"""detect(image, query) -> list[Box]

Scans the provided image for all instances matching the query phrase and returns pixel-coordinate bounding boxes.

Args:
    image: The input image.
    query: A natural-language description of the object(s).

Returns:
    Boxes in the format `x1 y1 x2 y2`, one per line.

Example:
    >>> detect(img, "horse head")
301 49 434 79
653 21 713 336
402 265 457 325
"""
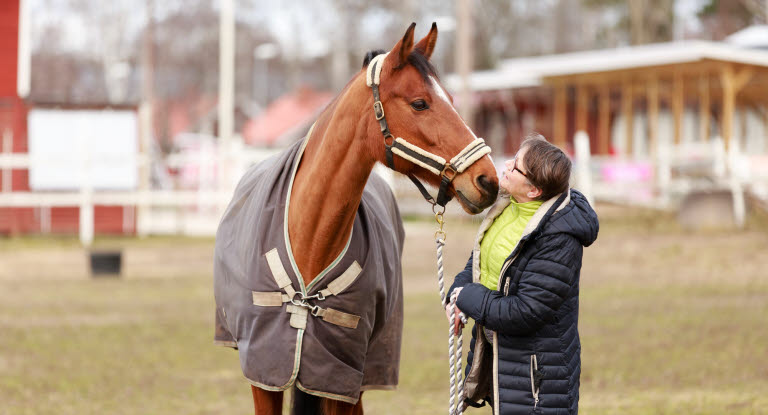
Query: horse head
364 22 499 214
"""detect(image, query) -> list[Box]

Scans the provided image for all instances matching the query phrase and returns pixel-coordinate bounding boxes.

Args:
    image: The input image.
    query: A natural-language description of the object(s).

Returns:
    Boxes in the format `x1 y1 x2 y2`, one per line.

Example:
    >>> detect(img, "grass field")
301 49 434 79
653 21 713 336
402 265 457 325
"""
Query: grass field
1 206 767 414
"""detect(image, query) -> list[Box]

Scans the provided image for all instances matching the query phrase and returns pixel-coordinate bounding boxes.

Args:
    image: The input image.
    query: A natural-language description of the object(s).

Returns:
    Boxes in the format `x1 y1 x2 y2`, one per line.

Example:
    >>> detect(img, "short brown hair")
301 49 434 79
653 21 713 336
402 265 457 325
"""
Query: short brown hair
520 134 571 201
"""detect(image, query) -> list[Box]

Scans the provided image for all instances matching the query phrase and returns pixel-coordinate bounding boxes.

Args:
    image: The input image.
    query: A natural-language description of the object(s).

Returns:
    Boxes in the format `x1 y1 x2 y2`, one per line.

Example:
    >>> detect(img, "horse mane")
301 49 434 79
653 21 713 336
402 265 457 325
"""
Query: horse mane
362 50 386 68
362 49 439 82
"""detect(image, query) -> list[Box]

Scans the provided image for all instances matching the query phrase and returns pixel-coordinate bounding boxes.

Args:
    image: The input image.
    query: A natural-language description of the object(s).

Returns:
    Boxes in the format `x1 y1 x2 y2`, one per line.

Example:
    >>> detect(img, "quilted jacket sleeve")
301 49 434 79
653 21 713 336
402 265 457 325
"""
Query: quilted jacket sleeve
456 234 581 336
446 253 473 305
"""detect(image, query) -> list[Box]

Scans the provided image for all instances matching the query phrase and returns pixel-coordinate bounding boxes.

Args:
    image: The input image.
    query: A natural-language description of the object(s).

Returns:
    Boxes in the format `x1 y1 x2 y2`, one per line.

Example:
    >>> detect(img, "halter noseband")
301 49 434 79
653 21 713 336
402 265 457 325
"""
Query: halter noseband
366 53 491 210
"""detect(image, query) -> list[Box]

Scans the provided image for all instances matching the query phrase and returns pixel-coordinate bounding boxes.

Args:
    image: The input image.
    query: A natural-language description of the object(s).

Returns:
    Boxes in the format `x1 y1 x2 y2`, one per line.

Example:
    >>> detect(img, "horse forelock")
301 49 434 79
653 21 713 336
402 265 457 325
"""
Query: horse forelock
404 50 438 82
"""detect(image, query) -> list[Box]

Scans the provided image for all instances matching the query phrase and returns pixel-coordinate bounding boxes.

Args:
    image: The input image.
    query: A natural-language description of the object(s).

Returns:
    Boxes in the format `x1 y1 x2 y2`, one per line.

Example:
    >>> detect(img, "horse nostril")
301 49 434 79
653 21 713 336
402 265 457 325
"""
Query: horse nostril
476 175 499 197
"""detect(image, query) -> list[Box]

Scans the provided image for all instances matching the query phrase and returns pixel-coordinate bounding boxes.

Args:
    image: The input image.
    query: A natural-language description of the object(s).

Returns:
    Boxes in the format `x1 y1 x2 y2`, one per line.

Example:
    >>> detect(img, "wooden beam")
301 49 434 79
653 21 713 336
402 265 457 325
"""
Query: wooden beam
720 65 735 150
621 78 634 156
598 85 610 155
576 85 589 134
698 73 710 142
734 66 754 92
673 70 684 145
553 83 567 149
542 60 735 87
740 104 747 148
648 75 659 158
737 86 768 105
764 106 768 152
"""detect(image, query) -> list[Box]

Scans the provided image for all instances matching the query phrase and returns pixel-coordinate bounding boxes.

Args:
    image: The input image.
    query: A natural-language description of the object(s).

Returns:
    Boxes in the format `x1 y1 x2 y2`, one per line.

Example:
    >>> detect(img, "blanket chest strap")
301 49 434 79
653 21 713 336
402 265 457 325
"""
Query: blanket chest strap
315 307 361 329
319 261 362 297
252 291 289 306
261 248 362 330
287 304 309 329
265 248 297 299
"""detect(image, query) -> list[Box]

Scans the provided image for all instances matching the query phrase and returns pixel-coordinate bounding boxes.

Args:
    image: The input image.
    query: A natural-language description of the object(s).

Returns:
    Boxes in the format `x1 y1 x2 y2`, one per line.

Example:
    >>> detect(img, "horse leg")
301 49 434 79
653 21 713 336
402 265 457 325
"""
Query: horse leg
321 392 364 415
251 385 283 415
290 387 322 415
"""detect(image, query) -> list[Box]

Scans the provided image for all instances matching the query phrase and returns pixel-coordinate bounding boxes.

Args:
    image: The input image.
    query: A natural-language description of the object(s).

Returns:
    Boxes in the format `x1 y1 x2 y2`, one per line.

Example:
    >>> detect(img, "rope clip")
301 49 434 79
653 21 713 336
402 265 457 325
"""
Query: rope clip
434 211 447 241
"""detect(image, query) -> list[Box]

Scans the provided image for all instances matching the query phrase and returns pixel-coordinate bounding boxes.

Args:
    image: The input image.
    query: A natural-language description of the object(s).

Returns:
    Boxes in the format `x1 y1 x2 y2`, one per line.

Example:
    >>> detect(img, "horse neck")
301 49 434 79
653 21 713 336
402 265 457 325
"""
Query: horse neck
288 77 377 285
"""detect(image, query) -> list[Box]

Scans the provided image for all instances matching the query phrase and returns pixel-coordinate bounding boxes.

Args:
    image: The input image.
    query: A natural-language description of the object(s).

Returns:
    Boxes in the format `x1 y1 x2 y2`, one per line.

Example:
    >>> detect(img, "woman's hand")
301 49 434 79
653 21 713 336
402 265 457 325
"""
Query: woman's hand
445 288 466 335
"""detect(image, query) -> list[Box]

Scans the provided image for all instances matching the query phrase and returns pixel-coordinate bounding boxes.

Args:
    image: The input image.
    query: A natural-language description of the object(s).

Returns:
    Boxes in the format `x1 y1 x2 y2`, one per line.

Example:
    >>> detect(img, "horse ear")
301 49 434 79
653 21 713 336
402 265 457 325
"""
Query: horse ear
390 22 416 68
414 22 438 60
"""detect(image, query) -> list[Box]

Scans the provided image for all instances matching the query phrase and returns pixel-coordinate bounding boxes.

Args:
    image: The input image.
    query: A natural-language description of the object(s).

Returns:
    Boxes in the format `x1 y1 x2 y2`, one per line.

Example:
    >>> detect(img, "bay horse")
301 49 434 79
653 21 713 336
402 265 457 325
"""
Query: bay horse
214 23 499 415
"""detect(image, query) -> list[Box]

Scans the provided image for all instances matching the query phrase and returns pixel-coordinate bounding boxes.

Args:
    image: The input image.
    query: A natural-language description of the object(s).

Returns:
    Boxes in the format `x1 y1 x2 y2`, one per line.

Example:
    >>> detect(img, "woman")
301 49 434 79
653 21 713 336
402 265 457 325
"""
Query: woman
446 134 599 414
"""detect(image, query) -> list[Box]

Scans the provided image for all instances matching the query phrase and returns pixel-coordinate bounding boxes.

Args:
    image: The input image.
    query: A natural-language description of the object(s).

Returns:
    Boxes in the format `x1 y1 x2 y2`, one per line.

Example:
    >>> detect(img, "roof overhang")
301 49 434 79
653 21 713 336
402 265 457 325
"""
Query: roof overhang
445 41 768 92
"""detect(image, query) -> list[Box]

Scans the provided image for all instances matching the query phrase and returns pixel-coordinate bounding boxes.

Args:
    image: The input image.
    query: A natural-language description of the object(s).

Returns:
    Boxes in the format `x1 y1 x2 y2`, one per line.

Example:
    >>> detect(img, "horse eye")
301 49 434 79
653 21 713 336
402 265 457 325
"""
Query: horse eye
410 99 429 111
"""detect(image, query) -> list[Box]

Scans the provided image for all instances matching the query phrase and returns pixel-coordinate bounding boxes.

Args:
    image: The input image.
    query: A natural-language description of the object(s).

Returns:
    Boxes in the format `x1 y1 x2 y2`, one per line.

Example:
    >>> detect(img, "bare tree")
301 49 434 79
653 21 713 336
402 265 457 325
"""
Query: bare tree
697 0 756 40
584 0 674 46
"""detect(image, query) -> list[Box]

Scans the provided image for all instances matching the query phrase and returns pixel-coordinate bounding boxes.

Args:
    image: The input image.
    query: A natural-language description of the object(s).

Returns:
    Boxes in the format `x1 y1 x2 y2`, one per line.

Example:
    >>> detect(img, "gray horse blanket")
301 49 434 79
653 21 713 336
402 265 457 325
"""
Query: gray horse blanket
213 138 405 404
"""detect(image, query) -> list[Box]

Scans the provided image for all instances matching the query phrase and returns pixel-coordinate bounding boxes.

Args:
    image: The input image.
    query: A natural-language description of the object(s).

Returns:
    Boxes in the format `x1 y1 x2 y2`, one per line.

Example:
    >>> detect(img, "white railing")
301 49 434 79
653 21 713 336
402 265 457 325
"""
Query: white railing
6 130 765 244
572 131 768 228
0 135 279 244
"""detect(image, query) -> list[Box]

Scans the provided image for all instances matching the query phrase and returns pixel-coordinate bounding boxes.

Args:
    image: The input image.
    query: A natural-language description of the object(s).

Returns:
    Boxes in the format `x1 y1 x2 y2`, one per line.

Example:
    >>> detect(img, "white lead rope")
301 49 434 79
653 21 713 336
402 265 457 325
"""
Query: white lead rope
435 217 467 415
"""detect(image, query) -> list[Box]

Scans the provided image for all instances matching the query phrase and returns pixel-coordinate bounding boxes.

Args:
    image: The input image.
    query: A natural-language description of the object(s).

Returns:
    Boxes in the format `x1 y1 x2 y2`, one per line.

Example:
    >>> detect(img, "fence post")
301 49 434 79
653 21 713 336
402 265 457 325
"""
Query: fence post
137 103 152 237
728 137 746 228
712 137 726 179
657 139 672 207
78 134 94 247
574 131 594 206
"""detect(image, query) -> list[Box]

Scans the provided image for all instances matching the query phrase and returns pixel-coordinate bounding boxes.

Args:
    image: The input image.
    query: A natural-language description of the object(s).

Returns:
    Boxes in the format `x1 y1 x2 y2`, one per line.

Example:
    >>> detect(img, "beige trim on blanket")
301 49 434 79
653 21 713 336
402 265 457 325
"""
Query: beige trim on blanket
213 340 237 348
296 381 360 405
359 384 397 392
245 329 305 392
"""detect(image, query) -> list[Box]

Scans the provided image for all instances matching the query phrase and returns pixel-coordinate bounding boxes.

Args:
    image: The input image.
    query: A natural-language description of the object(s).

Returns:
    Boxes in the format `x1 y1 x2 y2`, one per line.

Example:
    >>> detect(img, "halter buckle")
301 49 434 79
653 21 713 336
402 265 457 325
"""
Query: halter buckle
441 165 457 182
373 101 385 120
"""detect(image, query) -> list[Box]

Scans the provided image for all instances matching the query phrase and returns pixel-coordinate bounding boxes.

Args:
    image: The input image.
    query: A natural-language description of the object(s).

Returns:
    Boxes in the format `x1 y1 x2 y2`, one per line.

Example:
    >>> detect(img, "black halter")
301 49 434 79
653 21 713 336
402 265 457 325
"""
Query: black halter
366 53 491 210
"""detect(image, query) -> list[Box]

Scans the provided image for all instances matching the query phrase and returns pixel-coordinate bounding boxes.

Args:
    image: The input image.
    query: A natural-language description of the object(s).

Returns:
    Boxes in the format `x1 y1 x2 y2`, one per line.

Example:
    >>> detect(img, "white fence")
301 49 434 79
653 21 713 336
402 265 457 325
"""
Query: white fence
572 131 768 228
4 129 767 244
0 135 279 244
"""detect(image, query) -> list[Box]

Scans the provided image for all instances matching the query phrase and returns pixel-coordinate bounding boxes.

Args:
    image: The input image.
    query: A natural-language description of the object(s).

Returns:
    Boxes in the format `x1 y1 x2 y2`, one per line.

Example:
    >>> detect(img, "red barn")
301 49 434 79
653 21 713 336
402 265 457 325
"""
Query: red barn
0 0 137 236
0 0 32 234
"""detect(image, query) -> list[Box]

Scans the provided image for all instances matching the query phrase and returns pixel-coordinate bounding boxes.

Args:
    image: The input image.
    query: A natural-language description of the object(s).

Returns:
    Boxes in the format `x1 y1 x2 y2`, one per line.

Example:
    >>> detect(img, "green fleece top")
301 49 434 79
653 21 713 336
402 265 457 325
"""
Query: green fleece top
479 198 543 290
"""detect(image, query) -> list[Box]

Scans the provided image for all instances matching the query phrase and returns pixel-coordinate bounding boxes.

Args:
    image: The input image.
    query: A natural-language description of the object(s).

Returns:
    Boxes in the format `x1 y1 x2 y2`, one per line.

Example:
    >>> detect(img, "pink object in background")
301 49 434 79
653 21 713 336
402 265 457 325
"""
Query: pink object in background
601 161 653 183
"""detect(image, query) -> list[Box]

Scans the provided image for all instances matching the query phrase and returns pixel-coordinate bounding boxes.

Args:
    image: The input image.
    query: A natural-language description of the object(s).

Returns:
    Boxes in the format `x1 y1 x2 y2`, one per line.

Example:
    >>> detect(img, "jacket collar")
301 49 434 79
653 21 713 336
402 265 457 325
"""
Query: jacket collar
471 189 571 282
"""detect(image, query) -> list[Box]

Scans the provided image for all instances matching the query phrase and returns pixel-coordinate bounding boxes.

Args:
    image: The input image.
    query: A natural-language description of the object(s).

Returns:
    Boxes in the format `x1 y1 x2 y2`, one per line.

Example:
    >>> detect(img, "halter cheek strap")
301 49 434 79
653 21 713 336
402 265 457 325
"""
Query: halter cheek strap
366 53 492 208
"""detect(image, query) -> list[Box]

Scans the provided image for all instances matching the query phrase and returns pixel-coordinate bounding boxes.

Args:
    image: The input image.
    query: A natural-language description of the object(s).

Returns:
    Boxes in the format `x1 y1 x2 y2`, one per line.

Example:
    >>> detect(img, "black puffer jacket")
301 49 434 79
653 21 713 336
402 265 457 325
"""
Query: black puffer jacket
448 189 598 415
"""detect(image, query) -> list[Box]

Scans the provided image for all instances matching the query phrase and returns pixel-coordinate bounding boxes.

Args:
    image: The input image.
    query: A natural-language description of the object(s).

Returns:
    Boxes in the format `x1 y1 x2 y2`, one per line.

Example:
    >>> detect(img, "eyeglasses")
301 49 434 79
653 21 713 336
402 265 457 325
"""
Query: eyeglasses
511 156 528 178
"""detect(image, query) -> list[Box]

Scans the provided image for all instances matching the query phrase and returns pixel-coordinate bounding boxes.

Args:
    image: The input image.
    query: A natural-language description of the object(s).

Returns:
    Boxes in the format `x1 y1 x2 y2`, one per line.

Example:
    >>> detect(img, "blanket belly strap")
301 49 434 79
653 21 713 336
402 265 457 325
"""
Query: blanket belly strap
259 248 363 330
